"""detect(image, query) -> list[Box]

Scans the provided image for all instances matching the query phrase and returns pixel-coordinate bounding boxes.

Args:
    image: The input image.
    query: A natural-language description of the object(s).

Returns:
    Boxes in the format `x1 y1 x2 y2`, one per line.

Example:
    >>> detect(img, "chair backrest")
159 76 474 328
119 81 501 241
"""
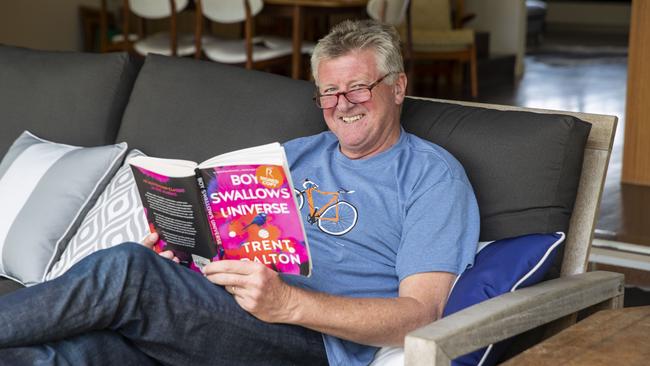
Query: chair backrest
366 0 410 25
435 99 617 276
128 0 190 19
410 0 453 31
201 0 264 23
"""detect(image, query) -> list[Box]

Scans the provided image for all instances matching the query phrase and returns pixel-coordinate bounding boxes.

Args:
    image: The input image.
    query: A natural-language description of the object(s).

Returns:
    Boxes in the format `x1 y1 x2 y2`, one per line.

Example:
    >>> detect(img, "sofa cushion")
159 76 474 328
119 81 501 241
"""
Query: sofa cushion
402 100 591 241
0 131 127 286
45 150 149 280
116 55 327 162
0 45 140 157
443 232 565 366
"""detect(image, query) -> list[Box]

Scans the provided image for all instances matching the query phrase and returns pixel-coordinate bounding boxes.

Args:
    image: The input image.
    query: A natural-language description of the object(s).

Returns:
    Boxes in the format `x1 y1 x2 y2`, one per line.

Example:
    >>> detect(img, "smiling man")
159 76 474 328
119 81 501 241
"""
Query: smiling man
314 49 404 159
0 20 479 366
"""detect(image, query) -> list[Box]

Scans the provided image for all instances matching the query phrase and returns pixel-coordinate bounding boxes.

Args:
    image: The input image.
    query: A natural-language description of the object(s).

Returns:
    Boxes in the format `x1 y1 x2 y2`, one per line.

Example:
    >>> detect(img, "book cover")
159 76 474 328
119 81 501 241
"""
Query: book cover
199 163 311 276
130 164 219 268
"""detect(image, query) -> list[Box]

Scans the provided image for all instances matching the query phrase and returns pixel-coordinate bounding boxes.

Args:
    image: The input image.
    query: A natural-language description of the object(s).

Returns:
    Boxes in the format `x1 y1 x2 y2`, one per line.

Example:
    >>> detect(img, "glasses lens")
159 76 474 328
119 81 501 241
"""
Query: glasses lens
345 89 371 104
316 87 373 109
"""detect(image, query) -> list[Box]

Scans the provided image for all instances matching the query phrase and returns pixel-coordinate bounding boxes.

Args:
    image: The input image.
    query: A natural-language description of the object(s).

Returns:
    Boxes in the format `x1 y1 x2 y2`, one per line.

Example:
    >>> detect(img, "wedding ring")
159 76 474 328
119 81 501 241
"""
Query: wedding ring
230 286 236 294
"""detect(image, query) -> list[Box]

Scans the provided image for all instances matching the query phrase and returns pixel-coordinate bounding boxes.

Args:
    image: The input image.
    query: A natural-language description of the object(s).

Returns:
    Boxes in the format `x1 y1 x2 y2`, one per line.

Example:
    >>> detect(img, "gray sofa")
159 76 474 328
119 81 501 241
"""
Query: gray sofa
0 45 622 365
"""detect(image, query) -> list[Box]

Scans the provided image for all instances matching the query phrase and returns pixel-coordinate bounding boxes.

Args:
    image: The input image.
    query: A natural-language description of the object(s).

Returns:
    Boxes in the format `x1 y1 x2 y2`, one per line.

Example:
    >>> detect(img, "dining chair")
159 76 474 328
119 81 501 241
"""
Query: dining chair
197 0 293 70
366 0 410 26
94 0 138 53
122 0 200 57
405 0 478 98
366 0 413 93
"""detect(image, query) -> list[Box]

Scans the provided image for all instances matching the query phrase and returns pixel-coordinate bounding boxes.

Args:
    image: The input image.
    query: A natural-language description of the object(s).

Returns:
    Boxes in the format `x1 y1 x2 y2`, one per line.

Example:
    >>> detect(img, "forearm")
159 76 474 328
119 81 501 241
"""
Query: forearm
283 286 439 347
202 261 453 347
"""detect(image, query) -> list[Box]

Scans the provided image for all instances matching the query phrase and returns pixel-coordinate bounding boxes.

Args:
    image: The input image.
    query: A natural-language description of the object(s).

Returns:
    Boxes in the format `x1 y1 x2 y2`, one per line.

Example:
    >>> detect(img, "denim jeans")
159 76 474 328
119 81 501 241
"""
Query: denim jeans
0 243 328 365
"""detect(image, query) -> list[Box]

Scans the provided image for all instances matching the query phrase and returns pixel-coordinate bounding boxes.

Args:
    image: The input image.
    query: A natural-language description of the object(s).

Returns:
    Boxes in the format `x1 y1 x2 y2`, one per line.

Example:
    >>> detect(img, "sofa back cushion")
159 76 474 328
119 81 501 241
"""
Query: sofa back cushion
402 99 591 241
116 55 327 162
0 45 140 157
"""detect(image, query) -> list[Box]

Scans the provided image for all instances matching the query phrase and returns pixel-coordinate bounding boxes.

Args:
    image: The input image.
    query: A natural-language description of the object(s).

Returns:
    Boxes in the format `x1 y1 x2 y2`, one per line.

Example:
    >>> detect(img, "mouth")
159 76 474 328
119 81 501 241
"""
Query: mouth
339 114 365 124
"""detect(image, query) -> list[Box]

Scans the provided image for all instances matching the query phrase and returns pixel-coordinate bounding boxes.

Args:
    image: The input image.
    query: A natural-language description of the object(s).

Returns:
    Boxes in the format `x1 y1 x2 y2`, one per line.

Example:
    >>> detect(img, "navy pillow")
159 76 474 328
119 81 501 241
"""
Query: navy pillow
442 233 565 366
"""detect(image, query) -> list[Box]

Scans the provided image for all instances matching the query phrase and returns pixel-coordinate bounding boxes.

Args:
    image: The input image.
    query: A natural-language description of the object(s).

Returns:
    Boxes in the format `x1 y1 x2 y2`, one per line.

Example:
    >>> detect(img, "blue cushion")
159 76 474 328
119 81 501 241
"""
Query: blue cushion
442 232 565 366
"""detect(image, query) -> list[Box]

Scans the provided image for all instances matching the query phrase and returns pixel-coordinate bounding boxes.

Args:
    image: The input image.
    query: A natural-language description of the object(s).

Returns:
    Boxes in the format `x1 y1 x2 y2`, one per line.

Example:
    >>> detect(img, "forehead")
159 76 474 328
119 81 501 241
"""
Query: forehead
317 50 380 86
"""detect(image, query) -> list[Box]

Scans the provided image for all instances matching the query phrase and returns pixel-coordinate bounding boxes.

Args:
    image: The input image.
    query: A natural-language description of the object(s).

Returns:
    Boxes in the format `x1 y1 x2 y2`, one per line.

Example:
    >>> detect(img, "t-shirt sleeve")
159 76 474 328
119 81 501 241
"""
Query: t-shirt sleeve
396 177 480 282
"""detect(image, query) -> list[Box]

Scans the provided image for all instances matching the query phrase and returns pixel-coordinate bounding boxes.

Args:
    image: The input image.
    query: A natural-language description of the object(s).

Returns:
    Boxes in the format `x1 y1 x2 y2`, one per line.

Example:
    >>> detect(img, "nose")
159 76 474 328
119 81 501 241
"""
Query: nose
336 93 354 111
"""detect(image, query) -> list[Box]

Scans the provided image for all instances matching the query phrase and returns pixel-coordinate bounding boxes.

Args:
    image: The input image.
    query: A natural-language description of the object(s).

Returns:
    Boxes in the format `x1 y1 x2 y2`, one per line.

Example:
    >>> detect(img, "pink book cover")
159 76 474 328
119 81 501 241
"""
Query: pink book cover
201 164 311 276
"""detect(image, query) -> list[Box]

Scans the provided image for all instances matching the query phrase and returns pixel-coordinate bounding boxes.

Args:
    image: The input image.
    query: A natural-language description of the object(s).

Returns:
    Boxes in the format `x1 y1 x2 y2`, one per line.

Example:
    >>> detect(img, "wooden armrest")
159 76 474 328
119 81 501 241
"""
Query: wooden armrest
404 271 624 366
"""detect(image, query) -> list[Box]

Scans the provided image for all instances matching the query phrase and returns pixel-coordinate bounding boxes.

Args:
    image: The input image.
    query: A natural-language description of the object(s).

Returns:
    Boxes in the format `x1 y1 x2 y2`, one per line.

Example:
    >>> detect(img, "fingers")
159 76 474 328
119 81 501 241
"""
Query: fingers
159 250 180 263
140 233 179 263
203 259 260 276
202 261 267 294
204 271 247 287
225 285 241 296
141 232 159 249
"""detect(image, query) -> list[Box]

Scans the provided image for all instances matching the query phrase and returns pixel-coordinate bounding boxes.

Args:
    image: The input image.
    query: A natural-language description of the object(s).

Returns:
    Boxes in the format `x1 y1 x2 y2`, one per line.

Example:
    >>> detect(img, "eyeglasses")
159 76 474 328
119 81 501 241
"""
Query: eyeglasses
313 73 393 109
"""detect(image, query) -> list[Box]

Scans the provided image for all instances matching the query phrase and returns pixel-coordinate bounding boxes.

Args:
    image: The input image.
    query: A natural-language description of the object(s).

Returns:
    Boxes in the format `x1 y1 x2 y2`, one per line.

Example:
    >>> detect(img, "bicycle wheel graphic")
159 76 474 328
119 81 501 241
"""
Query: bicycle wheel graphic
294 189 304 210
317 201 358 236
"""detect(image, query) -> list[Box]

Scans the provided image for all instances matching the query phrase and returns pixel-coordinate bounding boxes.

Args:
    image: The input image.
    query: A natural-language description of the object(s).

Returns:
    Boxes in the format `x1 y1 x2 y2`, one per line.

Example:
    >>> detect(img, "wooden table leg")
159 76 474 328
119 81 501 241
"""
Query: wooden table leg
291 5 303 79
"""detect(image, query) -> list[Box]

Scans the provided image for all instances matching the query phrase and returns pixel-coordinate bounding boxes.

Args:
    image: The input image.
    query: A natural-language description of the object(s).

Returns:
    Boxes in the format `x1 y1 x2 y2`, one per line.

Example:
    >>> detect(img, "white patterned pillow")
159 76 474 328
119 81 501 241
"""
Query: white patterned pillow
45 150 149 280
0 131 127 286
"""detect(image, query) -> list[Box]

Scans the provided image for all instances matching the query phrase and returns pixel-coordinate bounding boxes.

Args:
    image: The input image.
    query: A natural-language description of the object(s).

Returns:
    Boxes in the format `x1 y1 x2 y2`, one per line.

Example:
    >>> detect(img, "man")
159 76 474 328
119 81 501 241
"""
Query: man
0 20 478 365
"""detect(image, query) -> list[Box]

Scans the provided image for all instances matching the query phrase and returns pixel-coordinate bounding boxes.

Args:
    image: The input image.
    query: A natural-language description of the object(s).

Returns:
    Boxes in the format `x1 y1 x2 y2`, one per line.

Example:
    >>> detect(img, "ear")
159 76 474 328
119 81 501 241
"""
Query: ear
393 73 407 104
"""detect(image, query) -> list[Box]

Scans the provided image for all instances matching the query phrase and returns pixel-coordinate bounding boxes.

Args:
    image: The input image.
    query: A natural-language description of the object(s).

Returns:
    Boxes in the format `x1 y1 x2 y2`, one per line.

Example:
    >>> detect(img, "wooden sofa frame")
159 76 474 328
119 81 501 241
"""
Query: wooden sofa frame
404 98 623 365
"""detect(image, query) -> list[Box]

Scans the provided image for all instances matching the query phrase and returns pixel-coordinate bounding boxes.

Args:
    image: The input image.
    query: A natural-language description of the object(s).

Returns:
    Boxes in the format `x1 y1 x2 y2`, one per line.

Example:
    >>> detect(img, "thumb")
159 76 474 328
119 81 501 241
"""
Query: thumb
141 232 159 250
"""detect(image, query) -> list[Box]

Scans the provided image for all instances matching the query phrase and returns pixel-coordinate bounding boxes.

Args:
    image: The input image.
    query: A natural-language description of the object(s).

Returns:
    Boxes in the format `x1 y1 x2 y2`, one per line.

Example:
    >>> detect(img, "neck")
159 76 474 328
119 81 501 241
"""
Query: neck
341 126 401 160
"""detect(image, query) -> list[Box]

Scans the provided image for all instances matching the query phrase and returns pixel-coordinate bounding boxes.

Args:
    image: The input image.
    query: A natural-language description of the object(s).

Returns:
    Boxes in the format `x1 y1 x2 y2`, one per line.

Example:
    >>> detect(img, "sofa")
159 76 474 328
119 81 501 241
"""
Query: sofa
0 44 623 365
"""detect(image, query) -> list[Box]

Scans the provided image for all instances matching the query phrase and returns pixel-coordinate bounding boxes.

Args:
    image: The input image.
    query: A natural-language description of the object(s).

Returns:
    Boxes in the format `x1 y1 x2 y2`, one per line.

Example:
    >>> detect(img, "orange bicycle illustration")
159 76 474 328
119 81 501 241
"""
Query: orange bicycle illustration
294 179 358 236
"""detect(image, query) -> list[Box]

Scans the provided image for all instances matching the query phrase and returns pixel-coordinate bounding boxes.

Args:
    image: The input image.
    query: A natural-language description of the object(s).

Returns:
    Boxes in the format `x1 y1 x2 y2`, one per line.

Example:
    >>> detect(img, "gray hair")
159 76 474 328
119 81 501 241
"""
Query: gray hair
311 19 404 85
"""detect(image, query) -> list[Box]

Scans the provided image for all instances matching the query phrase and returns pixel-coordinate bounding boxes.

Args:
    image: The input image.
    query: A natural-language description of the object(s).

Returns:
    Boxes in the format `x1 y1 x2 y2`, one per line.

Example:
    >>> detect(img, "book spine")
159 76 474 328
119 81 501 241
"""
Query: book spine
196 172 223 259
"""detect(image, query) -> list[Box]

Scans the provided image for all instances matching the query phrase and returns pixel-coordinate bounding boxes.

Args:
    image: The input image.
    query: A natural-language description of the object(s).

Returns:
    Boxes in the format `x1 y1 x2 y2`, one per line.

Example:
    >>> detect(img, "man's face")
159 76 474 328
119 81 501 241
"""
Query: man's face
316 49 406 159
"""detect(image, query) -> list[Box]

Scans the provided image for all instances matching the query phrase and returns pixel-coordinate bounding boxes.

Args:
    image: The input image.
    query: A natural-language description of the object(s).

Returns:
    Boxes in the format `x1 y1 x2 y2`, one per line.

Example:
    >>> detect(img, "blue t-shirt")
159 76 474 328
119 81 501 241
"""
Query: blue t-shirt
282 130 479 366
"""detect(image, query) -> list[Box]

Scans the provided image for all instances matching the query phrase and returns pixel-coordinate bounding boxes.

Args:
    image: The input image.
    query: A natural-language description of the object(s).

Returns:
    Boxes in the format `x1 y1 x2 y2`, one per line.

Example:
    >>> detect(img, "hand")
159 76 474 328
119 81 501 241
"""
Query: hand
141 232 180 263
203 260 296 323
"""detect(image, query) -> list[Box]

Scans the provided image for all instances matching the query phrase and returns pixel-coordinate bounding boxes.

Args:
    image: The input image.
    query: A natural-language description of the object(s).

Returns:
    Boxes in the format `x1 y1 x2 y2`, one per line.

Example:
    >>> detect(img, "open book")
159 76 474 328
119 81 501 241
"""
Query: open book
128 142 311 276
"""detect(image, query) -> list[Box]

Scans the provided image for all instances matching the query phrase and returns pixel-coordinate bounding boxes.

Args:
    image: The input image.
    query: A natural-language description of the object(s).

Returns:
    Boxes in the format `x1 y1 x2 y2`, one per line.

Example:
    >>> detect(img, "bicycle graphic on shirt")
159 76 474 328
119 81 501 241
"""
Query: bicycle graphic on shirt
294 179 358 236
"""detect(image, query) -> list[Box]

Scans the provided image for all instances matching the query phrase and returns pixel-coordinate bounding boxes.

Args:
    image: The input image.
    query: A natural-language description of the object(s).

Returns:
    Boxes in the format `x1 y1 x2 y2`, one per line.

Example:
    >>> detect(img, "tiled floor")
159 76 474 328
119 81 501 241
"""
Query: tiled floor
409 29 650 305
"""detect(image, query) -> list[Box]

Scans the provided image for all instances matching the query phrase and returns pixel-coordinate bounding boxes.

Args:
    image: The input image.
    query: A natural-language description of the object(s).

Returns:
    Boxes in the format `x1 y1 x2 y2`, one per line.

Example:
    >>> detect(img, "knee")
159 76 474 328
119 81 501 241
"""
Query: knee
79 242 155 272
109 242 152 257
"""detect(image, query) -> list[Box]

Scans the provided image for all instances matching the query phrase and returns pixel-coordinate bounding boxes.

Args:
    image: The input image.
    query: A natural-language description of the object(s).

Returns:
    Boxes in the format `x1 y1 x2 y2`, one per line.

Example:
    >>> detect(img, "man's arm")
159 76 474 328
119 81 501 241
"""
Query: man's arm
203 260 455 347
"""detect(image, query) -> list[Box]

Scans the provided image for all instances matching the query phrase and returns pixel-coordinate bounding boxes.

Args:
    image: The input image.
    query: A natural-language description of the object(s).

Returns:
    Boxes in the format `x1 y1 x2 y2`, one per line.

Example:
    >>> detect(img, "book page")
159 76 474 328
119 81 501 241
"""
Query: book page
129 156 198 178
198 142 284 168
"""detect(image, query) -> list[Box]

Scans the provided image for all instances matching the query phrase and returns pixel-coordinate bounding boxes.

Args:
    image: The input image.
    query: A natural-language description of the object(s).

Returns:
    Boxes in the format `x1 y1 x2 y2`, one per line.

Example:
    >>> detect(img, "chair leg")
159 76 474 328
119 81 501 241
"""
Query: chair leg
469 44 478 98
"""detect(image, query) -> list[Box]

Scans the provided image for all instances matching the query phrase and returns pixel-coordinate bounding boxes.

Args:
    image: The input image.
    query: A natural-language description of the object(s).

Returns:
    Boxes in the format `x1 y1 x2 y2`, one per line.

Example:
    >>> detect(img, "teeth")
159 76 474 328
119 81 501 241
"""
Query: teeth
341 114 363 123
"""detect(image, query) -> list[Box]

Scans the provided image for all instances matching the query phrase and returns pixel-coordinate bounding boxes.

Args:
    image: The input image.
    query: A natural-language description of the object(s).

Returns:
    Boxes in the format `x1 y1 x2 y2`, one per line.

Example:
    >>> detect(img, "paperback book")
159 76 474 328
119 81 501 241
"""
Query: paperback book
129 142 311 276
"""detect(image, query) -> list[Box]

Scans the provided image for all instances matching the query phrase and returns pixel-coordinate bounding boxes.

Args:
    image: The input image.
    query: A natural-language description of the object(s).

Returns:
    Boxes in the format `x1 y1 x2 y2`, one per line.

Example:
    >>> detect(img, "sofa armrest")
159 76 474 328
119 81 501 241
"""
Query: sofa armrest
403 270 624 366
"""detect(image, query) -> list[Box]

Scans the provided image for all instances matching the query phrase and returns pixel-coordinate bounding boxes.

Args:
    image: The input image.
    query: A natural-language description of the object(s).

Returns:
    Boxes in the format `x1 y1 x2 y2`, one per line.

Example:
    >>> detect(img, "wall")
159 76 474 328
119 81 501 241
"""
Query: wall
546 1 631 33
465 0 527 77
0 1 101 51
